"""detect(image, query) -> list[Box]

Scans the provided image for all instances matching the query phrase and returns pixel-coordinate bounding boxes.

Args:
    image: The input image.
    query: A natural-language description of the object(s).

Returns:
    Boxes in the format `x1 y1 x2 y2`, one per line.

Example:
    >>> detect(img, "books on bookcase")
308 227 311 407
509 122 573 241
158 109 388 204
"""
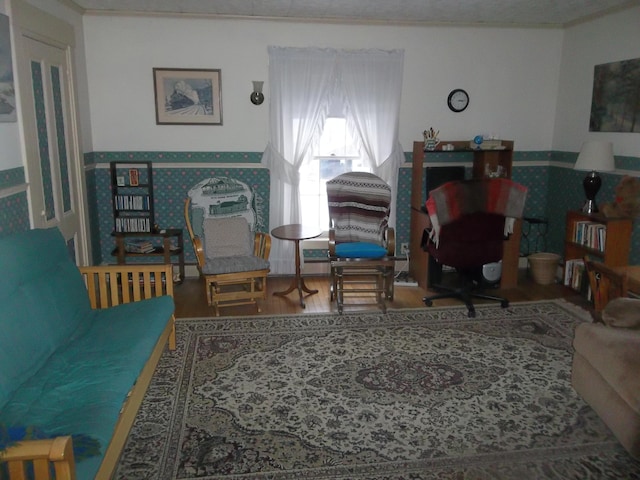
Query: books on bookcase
563 258 591 299
572 220 606 252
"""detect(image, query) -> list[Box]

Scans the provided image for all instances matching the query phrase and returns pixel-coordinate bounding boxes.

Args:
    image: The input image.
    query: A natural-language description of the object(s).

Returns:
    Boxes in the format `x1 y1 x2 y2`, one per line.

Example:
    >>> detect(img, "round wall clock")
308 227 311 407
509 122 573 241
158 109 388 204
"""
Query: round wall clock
447 89 469 112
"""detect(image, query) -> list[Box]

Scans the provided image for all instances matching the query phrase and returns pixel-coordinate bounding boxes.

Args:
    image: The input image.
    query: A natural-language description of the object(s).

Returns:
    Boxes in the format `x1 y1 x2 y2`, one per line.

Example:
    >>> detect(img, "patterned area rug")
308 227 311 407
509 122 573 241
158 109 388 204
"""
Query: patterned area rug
114 301 640 479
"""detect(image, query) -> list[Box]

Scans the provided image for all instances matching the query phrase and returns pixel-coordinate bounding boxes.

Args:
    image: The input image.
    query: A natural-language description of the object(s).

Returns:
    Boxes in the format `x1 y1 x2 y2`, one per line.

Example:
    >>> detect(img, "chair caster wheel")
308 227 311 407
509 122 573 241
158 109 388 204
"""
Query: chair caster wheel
467 309 476 318
423 298 433 307
501 300 509 308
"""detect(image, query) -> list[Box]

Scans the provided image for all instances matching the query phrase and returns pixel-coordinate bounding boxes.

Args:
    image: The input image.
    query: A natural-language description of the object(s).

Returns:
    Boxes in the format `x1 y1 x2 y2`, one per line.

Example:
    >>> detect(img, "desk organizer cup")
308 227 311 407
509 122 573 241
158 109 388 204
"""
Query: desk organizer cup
424 138 440 151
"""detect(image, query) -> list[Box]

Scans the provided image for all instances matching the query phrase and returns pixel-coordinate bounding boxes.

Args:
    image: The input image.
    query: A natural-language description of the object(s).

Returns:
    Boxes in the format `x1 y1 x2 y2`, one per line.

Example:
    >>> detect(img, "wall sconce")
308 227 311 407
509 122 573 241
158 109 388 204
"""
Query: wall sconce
250 81 264 105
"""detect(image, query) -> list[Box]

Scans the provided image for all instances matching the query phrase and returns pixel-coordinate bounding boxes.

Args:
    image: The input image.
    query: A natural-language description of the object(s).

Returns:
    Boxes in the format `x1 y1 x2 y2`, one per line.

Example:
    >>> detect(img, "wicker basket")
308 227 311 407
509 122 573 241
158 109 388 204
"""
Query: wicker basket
528 252 560 285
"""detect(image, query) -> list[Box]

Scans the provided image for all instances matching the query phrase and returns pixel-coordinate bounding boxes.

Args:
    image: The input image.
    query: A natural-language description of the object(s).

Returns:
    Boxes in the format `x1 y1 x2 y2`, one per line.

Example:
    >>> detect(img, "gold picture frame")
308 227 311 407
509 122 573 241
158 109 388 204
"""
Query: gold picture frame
153 68 223 125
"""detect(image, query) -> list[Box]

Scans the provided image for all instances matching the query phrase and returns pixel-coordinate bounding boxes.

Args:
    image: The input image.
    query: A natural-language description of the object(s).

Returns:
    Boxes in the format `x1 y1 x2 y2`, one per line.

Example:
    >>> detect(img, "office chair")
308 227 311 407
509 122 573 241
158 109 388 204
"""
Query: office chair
422 178 527 317
326 171 395 314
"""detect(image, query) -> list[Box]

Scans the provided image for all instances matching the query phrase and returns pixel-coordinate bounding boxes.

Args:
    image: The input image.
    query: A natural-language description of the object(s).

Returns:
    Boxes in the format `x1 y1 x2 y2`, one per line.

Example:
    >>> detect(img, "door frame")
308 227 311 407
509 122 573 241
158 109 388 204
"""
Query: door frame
10 0 90 264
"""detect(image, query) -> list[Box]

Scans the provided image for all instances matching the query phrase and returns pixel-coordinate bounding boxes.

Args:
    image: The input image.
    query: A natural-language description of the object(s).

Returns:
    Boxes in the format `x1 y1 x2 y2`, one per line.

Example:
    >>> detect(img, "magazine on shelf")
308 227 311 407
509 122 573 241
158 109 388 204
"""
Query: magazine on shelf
125 238 155 253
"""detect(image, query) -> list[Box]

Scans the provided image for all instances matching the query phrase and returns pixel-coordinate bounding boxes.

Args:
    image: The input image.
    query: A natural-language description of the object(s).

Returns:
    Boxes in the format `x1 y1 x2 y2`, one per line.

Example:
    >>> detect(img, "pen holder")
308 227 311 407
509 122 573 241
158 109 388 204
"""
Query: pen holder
424 139 440 151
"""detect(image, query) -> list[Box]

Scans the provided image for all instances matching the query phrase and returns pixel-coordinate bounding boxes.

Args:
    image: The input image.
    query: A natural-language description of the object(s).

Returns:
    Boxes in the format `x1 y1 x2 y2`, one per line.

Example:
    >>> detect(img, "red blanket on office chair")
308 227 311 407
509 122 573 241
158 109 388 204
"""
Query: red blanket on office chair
425 178 528 247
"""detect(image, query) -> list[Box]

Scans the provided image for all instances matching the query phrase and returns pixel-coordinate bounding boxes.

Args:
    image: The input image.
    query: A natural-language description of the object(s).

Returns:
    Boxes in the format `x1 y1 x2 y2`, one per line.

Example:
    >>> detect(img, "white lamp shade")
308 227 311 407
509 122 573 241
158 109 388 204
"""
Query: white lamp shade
574 140 615 172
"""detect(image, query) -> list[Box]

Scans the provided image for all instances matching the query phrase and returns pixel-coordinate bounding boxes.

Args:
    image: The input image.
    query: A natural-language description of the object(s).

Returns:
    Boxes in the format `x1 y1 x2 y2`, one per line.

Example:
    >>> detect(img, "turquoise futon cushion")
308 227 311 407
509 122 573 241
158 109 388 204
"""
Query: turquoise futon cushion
0 228 92 408
1 295 174 480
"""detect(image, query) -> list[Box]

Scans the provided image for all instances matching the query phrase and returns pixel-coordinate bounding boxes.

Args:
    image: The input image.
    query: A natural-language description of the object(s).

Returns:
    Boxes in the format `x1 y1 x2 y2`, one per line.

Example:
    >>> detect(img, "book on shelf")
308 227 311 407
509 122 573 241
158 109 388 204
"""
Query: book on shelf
115 217 151 233
563 258 591 299
114 194 150 211
572 221 606 252
124 239 155 253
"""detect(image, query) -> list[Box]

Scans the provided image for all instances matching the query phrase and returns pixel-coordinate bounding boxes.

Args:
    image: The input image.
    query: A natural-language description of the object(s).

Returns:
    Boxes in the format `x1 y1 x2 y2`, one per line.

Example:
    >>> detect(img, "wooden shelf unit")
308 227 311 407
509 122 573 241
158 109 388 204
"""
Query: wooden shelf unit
408 140 520 290
110 161 154 233
112 229 185 282
564 211 632 267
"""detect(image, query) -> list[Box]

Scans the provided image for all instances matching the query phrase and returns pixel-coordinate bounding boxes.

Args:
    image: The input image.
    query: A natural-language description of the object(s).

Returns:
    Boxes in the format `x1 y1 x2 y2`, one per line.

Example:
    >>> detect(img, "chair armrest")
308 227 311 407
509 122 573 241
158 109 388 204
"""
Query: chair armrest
1 436 76 480
78 264 174 309
254 232 272 260
192 236 206 268
328 229 336 256
384 227 395 256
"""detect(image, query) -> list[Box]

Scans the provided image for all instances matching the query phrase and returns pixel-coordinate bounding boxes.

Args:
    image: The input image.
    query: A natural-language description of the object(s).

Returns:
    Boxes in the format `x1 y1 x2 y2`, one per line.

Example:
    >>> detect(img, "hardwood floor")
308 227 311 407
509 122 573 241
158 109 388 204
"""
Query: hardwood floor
174 270 593 318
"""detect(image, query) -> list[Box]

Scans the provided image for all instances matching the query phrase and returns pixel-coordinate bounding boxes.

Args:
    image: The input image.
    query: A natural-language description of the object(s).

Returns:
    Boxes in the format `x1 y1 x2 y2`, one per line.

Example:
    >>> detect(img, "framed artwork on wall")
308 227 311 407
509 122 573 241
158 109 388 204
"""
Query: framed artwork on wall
0 13 17 123
589 57 640 133
153 68 223 125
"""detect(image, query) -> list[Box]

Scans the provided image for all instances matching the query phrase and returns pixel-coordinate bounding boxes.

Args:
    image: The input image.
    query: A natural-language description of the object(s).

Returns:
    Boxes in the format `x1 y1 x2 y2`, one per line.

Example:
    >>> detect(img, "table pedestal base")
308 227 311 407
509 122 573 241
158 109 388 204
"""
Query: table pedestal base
273 277 318 308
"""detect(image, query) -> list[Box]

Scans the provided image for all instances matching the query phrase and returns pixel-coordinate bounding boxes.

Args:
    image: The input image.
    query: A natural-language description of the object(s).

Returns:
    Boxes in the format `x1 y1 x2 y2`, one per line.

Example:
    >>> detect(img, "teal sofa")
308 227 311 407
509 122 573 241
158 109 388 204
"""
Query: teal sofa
0 227 176 480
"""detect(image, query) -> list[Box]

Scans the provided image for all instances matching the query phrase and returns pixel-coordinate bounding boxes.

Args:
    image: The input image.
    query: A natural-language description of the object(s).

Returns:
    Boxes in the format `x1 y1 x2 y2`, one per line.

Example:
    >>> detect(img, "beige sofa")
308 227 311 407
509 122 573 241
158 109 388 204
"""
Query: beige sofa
572 297 640 459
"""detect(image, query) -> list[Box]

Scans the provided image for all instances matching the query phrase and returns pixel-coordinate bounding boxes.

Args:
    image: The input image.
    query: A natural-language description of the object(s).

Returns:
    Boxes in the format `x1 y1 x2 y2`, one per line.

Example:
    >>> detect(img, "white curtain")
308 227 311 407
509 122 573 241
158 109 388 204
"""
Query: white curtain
262 47 404 274
339 49 405 227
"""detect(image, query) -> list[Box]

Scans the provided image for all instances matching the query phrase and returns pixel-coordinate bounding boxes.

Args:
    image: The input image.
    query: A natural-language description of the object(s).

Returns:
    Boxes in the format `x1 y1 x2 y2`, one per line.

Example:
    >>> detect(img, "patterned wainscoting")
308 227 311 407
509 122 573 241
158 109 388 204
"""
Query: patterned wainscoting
0 167 30 236
85 152 269 266
86 150 569 268
1 150 638 267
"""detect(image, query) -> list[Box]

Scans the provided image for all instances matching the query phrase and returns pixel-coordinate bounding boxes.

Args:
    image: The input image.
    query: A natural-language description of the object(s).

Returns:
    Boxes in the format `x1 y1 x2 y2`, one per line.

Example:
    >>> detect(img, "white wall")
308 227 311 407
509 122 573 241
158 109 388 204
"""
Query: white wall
553 6 640 156
83 15 564 153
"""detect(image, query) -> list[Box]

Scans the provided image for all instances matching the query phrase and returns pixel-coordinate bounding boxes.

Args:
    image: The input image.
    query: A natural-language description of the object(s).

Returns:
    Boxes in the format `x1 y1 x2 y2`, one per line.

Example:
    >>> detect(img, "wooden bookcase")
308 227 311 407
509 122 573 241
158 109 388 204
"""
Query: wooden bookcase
110 161 154 233
408 140 520 290
111 229 185 282
564 211 632 267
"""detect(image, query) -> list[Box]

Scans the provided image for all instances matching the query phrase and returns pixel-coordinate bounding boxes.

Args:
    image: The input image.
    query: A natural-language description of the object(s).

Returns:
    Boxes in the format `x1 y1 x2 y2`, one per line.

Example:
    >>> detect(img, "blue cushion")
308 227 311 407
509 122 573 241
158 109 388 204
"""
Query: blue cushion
203 255 270 275
335 242 388 259
0 228 93 407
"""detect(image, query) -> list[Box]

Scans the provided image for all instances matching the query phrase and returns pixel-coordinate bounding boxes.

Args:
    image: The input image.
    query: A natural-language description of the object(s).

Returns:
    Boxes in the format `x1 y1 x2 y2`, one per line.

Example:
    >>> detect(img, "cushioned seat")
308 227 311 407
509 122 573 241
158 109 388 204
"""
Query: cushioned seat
1 296 174 479
326 172 395 314
203 255 270 275
572 297 640 459
185 198 271 315
422 178 527 317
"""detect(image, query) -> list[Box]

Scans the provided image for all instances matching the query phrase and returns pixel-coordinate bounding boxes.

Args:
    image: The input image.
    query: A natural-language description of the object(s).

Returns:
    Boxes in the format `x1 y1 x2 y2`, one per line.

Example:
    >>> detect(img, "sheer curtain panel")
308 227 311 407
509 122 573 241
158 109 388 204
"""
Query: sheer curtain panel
262 47 404 274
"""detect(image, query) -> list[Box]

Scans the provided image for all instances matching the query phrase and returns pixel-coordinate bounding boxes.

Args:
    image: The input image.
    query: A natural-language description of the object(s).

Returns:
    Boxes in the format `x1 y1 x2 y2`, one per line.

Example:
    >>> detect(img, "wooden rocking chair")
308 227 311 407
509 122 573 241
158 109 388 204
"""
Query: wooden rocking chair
184 198 271 315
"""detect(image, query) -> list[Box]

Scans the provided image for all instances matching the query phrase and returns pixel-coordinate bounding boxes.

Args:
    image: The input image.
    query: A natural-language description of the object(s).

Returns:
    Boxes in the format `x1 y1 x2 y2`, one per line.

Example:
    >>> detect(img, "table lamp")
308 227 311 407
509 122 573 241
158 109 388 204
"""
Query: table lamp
573 140 615 214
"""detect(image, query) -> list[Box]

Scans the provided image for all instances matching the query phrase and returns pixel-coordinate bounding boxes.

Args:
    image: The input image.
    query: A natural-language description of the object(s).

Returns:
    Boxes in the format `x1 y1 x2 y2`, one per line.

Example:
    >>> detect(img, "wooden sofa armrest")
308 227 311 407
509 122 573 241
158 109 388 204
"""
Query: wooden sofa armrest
78 263 176 350
79 264 174 308
1 435 76 480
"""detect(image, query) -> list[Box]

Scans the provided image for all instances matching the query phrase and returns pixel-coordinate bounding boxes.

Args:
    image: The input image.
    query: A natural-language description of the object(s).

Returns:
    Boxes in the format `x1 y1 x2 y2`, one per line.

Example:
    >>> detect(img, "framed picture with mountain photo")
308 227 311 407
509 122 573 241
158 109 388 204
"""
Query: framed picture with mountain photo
589 57 640 133
153 68 223 125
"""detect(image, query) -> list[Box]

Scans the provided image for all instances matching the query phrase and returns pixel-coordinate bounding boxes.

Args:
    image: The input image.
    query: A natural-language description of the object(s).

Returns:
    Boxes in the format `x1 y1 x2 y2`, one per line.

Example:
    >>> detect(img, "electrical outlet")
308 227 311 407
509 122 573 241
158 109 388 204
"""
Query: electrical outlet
400 242 409 255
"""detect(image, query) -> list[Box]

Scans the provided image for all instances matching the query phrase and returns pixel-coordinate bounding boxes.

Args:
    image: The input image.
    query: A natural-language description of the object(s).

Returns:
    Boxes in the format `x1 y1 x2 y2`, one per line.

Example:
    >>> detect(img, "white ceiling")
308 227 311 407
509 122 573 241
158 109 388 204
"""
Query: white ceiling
70 0 638 27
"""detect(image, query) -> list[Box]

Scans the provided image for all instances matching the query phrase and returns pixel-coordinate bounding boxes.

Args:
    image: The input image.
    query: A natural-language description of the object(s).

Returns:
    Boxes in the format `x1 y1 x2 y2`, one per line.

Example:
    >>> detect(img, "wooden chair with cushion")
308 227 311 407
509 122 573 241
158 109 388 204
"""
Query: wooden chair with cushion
326 171 396 314
184 198 271 316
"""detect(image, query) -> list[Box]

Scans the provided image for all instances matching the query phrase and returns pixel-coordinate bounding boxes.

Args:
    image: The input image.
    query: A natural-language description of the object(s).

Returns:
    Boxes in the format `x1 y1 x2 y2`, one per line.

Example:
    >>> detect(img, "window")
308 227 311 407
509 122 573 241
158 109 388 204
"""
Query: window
299 117 370 233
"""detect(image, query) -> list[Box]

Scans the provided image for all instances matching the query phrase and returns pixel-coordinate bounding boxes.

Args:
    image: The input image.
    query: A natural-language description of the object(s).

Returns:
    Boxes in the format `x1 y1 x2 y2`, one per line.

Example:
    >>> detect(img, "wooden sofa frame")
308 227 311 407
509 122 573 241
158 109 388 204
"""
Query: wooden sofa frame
0 264 177 480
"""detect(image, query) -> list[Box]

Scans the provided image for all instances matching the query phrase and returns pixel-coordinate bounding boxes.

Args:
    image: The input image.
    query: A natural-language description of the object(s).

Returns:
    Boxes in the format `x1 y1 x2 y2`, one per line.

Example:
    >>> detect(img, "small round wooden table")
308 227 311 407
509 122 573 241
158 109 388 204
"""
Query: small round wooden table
271 224 322 308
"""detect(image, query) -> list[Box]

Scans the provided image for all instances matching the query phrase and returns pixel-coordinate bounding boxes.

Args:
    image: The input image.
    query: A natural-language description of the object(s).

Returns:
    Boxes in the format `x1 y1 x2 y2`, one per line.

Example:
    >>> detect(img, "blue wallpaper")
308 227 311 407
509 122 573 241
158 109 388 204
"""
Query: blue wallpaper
1 149 638 266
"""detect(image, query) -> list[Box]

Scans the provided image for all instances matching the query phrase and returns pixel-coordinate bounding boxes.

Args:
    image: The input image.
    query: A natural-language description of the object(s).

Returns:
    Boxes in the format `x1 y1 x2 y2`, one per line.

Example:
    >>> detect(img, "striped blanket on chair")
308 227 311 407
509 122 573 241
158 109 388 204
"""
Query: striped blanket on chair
426 178 528 247
326 172 392 245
